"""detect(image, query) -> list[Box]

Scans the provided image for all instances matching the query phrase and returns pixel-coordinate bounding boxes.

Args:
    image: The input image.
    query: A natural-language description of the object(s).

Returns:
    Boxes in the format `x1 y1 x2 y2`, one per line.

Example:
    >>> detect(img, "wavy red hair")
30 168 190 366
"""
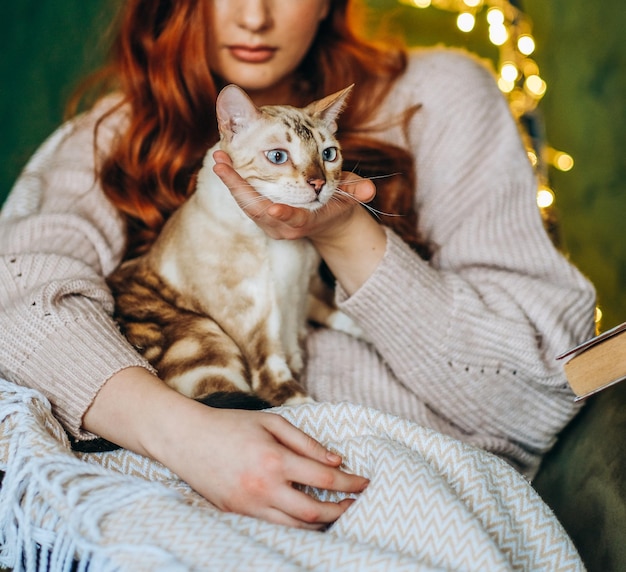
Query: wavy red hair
87 0 429 259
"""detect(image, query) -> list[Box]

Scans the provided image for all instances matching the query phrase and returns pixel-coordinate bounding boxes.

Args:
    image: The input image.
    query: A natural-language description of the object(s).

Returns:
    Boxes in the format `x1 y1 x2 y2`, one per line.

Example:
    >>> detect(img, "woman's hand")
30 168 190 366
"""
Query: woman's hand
170 403 368 529
213 150 388 295
84 367 369 529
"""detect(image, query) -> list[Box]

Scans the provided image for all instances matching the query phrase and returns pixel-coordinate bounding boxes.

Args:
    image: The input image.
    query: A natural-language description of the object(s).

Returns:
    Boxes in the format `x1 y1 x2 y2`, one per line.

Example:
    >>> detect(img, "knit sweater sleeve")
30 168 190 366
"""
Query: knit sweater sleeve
0 97 153 439
335 50 596 453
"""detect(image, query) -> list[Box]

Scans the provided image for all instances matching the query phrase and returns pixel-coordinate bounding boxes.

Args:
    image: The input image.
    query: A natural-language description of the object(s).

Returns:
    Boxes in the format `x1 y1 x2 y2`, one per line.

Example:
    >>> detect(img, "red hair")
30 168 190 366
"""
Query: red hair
88 0 429 259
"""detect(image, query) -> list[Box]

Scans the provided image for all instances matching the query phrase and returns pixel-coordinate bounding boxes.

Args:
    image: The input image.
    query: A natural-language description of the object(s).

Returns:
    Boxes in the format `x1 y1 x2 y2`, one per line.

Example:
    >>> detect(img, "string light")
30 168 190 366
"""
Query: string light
547 147 575 172
537 185 555 209
397 0 573 216
456 12 476 32
517 34 535 56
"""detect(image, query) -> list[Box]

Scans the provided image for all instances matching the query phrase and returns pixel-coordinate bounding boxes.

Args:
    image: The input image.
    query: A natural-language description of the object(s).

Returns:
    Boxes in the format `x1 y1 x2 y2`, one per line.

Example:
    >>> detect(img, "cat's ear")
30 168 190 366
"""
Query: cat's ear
306 84 354 134
216 85 262 142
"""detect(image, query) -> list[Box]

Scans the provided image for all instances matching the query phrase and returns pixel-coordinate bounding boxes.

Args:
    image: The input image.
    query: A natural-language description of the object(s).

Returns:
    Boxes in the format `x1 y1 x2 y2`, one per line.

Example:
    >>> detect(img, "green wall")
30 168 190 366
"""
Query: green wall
3 0 626 328
1 2 118 203
525 0 626 329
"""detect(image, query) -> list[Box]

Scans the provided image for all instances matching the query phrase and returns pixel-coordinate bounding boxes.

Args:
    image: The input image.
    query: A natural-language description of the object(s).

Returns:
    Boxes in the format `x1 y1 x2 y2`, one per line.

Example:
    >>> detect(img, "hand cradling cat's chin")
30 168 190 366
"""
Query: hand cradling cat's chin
213 152 376 242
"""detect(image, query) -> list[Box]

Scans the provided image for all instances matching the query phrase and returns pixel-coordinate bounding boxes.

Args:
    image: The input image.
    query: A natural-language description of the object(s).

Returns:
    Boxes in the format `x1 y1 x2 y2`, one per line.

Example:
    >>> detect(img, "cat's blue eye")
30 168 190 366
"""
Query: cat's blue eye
265 150 289 165
322 147 338 162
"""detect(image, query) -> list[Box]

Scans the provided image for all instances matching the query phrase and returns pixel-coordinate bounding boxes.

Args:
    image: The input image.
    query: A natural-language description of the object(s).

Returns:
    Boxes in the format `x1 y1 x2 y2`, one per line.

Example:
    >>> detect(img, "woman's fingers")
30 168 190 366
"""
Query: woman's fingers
259 507 328 530
267 203 310 228
259 497 356 530
268 486 357 528
262 413 369 493
212 152 273 218
262 412 343 466
284 452 369 498
212 149 232 167
339 172 376 203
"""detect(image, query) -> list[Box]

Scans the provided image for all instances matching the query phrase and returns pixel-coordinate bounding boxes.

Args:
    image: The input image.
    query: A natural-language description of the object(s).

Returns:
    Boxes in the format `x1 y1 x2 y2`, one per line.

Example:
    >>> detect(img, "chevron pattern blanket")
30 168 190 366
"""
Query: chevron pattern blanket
0 379 583 571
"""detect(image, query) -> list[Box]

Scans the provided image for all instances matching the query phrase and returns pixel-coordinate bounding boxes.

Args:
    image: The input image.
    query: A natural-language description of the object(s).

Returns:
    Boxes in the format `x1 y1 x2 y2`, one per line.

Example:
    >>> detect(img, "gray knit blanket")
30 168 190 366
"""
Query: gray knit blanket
0 379 583 571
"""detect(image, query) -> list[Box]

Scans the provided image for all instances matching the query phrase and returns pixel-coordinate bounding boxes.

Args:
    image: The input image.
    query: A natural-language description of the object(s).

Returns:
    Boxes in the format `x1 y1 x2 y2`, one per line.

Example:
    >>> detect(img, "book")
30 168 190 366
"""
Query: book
557 321 626 400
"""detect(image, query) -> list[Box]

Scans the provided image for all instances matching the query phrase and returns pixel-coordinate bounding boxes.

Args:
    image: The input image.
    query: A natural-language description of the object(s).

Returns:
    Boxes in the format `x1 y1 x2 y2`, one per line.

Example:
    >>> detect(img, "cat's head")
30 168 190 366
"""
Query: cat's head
215 84 353 211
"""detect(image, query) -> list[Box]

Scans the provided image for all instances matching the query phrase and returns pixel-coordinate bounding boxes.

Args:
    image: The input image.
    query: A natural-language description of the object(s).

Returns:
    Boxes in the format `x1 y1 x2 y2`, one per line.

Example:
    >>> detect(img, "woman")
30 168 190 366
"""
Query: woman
0 0 595 532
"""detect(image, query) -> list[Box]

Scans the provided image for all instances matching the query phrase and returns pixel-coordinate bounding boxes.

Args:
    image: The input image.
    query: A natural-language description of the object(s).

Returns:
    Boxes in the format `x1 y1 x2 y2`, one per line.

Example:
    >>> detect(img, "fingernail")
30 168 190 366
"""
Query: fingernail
326 451 342 463
360 479 370 492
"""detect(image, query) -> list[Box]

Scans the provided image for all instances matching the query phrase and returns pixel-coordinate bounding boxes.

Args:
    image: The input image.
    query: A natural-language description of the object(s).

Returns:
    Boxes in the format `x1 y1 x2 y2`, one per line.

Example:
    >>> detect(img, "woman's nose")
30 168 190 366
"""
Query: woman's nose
236 0 273 33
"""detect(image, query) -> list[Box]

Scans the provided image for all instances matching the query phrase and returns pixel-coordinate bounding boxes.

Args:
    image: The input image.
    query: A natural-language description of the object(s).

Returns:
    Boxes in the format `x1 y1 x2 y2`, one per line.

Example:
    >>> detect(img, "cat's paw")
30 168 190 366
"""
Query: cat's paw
283 395 315 406
327 311 368 341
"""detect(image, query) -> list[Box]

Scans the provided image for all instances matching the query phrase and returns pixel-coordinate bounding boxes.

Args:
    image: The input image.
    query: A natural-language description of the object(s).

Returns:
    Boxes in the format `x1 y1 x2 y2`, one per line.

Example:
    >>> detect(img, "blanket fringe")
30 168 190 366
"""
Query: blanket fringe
0 380 185 571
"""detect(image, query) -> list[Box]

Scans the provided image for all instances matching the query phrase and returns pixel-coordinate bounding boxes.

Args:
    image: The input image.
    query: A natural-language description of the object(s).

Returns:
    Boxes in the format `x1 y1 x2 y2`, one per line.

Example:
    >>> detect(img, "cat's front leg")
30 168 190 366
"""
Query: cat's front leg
306 293 367 341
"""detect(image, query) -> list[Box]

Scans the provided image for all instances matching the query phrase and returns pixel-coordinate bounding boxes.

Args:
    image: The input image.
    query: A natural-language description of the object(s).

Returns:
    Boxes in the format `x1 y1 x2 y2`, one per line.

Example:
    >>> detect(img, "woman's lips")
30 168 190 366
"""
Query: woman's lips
228 45 277 63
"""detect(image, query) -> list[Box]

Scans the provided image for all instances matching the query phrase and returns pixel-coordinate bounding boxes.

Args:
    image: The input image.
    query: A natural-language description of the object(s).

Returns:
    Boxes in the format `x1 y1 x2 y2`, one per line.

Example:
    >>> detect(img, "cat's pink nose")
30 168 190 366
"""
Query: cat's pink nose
307 178 326 195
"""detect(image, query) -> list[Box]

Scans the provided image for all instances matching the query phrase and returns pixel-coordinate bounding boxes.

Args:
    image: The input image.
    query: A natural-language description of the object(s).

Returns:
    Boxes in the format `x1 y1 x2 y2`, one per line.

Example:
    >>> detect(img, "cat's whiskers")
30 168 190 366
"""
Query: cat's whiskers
232 180 322 213
225 176 404 220
239 196 277 216
220 181 279 213
339 172 406 217
347 172 402 183
332 187 404 219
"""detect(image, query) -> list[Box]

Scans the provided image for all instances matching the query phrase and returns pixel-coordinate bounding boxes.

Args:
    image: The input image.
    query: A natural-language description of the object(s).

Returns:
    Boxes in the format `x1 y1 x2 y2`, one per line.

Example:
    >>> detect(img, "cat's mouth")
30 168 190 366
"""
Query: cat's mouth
281 193 331 211
297 197 328 212
252 184 331 211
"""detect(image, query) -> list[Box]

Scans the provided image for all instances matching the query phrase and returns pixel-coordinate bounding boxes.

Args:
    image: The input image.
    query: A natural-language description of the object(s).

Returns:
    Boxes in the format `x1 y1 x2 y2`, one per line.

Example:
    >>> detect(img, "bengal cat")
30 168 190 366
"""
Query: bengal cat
107 84 356 411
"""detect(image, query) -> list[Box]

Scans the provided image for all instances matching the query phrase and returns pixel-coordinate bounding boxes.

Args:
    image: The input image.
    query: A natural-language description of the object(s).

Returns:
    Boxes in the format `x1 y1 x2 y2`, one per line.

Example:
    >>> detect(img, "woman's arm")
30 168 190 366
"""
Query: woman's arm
84 367 368 528
332 50 596 440
0 102 368 527
0 99 141 436
344 52 596 472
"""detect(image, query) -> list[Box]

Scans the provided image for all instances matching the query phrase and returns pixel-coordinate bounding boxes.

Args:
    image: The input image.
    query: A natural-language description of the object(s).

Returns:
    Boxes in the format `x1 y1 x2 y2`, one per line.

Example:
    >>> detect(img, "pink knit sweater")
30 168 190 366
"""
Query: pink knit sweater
0 49 596 477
